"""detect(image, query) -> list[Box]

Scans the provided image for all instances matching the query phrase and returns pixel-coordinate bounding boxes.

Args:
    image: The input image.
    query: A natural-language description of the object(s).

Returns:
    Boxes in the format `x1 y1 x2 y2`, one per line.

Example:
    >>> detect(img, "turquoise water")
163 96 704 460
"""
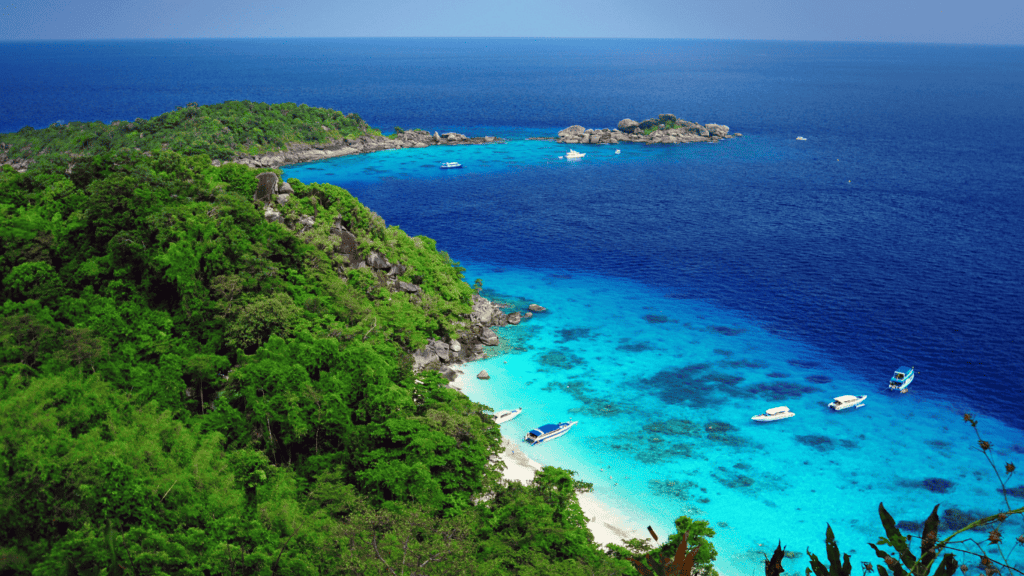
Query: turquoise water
455 265 1022 576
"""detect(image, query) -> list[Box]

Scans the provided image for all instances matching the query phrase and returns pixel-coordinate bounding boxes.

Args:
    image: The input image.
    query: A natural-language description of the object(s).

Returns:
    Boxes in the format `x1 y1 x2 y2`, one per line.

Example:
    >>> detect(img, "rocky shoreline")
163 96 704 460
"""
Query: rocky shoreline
556 114 737 146
410 294 539 383
221 129 503 169
1 129 502 172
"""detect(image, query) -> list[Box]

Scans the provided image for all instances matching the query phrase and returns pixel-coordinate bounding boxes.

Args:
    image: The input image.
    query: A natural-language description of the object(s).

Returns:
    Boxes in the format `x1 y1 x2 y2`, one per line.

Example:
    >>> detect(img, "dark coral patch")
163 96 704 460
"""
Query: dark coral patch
713 348 734 357
707 373 745 386
926 439 951 449
787 359 820 369
896 520 922 532
898 477 956 494
643 419 701 437
713 467 755 488
637 442 695 464
720 359 770 369
536 348 585 370
766 372 790 378
941 508 988 531
556 327 593 343
998 486 1024 498
639 364 754 408
617 339 658 352
733 462 752 470
805 375 833 384
705 421 737 433
839 439 857 449
649 478 699 500
707 433 748 447
796 435 835 452
550 274 573 279
644 314 674 324
708 325 746 336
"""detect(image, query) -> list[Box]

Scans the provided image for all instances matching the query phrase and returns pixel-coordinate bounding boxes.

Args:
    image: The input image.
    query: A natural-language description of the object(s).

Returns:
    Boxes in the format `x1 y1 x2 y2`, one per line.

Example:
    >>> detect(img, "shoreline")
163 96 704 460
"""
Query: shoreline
451 369 661 551
226 130 503 170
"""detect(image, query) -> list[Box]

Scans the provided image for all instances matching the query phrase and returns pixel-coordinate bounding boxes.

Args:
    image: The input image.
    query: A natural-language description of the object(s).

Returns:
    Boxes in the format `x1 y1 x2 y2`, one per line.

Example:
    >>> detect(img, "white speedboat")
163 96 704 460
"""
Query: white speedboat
889 366 915 392
751 406 795 422
440 162 462 169
493 407 522 424
565 149 586 160
796 136 807 141
524 420 579 445
828 395 867 411
615 149 621 154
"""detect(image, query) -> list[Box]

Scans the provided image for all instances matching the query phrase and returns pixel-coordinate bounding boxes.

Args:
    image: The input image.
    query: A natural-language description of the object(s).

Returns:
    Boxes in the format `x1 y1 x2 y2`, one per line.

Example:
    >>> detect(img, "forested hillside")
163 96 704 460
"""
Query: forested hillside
0 101 380 166
0 103 658 574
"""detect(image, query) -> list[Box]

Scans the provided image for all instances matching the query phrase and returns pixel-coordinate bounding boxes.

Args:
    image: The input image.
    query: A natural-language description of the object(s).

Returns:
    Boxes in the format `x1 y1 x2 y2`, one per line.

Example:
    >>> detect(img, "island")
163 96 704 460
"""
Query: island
554 113 737 145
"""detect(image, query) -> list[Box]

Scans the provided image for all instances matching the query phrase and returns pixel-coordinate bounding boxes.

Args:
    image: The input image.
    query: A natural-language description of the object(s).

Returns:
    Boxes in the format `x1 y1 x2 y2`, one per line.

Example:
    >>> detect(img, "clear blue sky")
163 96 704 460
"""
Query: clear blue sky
1 0 1021 44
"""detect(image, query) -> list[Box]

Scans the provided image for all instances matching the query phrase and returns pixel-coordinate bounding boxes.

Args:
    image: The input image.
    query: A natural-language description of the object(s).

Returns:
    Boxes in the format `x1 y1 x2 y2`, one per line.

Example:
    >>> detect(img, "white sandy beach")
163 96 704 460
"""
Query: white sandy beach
451 369 659 550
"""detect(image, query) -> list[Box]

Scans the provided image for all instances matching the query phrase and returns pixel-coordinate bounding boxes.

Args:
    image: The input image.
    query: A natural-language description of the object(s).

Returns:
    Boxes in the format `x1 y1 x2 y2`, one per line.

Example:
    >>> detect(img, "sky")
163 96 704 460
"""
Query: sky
0 0 1021 44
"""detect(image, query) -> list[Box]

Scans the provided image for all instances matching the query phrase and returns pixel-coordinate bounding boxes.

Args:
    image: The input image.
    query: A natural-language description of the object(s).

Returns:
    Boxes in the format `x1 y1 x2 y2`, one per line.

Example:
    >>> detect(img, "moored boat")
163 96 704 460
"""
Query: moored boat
751 406 795 422
889 366 915 393
565 149 585 160
828 395 867 411
524 420 579 445
440 162 462 169
493 407 523 424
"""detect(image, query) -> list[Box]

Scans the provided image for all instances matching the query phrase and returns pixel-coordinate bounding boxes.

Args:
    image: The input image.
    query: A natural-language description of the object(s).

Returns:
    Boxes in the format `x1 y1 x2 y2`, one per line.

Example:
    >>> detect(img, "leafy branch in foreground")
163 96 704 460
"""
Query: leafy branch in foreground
630 525 703 576
928 415 1023 576
803 415 1022 576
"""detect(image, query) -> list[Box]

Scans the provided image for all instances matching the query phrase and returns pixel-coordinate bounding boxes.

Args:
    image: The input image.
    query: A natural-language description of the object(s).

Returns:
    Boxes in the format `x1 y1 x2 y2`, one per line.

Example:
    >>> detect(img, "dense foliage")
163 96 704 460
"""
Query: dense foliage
0 103 658 574
0 101 382 163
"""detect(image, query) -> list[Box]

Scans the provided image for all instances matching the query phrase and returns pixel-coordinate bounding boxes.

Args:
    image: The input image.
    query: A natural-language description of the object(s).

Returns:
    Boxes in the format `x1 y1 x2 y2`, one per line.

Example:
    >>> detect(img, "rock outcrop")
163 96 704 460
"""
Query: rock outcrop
408 293 531 377
557 114 734 146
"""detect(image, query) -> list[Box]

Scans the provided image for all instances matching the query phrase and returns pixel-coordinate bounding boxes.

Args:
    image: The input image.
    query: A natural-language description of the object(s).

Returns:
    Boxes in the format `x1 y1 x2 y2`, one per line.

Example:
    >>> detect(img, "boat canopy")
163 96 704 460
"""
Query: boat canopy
766 406 790 415
532 423 560 435
833 395 860 402
893 366 913 377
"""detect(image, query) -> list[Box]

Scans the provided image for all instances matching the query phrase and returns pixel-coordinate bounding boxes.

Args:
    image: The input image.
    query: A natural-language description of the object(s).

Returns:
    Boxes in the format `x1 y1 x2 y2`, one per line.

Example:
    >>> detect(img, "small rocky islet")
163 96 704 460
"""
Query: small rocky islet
551 113 737 146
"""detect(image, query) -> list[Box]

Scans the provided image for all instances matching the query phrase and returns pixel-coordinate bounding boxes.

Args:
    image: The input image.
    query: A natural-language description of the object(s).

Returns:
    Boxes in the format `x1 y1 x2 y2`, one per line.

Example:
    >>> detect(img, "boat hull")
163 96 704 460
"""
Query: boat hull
752 412 795 422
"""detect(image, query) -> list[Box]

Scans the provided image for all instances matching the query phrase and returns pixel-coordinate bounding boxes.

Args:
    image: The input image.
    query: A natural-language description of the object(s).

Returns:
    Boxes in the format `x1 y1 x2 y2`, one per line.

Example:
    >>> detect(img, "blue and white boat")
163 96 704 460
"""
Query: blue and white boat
440 162 462 169
889 366 915 392
524 420 579 445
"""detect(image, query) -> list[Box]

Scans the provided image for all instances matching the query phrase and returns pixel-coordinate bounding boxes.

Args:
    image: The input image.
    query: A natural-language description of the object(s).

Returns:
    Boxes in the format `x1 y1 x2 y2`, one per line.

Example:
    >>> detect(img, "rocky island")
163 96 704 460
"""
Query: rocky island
555 113 736 145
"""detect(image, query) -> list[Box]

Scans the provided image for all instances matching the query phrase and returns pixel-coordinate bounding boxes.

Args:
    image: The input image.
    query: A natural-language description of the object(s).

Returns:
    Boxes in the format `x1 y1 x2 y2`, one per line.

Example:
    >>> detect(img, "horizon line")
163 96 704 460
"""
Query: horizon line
1 36 1022 48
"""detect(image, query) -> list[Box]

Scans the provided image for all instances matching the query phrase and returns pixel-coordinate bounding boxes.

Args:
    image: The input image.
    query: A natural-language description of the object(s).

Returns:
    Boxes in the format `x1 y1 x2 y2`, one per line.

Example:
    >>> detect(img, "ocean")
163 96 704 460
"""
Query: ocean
3 38 1023 575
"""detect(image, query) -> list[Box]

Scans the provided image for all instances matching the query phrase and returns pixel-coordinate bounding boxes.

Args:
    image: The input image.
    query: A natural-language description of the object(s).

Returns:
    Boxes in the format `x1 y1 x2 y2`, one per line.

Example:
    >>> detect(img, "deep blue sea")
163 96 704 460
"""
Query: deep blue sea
3 38 1023 575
